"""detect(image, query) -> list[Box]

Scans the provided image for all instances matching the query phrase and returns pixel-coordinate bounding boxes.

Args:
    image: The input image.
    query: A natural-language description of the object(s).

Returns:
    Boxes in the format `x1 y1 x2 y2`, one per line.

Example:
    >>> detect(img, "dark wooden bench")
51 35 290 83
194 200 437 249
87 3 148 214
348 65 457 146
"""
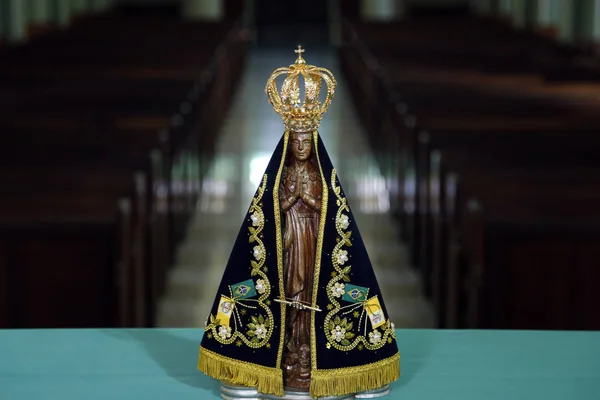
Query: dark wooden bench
0 8 249 329
0 109 197 318
0 197 133 328
0 163 154 325
393 103 600 271
340 12 600 332
433 160 600 330
405 114 599 282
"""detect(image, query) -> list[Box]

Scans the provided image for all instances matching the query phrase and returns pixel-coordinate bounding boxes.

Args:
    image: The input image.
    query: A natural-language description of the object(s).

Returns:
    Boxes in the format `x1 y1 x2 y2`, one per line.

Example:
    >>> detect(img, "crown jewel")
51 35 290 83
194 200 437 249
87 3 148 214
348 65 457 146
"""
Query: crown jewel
266 46 337 132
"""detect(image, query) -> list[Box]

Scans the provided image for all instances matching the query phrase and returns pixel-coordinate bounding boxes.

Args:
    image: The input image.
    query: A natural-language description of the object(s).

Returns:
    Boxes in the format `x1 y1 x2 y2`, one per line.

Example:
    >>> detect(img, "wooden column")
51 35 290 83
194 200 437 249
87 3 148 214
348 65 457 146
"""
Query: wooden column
498 0 513 15
7 0 27 43
573 0 596 42
535 0 558 37
329 0 341 46
71 0 89 18
56 0 72 26
91 0 109 12
512 0 528 28
360 0 404 21
473 0 494 13
29 0 55 36
557 1 574 42
182 0 223 21
0 0 7 45
593 0 600 41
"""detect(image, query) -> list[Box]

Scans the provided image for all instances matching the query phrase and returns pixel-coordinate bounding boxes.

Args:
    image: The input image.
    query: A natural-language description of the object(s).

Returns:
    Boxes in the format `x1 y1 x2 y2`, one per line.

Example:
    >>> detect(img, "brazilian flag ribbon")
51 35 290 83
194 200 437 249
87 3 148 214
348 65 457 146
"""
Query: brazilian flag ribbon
231 279 257 299
342 284 369 303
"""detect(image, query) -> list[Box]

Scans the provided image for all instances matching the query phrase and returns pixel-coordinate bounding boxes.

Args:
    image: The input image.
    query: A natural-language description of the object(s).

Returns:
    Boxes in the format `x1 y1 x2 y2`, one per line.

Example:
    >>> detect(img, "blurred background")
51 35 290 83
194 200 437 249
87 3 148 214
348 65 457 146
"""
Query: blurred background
0 0 599 332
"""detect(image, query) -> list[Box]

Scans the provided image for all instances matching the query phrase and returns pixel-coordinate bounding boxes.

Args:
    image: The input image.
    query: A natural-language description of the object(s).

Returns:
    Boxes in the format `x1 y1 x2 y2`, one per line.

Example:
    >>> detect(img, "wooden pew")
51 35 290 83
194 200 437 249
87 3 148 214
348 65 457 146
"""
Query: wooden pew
0 19 248 277
400 118 599 272
339 15 600 153
428 145 600 321
382 84 600 329
408 118 598 293
0 162 153 324
340 13 600 331
0 196 133 328
0 112 184 319
346 15 590 80
371 67 600 260
432 159 600 330
0 9 249 328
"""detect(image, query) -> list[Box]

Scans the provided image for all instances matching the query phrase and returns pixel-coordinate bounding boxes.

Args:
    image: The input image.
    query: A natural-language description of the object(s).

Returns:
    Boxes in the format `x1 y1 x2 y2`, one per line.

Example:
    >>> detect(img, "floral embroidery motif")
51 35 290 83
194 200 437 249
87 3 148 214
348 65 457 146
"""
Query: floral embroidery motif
255 279 266 294
247 314 270 343
250 211 262 227
336 249 349 265
323 170 396 352
338 213 350 230
205 175 274 349
332 325 346 342
331 282 345 298
218 325 232 340
369 329 382 344
253 245 264 260
328 316 355 346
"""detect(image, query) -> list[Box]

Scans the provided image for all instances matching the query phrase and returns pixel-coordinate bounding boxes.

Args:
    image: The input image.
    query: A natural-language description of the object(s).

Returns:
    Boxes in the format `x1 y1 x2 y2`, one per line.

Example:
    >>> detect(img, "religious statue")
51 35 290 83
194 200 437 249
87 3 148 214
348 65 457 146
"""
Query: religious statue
281 129 322 389
198 47 400 400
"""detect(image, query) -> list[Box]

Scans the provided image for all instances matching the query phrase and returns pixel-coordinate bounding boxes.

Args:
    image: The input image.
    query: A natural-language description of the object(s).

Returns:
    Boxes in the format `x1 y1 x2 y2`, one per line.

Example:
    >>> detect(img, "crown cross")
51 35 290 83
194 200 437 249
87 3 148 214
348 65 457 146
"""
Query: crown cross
294 46 305 64
265 46 337 133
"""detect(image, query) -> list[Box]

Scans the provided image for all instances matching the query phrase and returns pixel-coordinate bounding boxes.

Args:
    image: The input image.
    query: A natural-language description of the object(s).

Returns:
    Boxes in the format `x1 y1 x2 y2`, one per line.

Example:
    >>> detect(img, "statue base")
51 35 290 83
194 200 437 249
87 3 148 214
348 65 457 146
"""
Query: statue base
261 387 353 400
354 385 391 399
220 382 261 400
220 382 390 400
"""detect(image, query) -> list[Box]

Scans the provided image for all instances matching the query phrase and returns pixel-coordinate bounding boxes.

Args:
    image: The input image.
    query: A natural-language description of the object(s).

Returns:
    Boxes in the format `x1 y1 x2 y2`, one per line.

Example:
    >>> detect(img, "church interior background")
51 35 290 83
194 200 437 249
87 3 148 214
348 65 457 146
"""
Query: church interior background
1 0 600 334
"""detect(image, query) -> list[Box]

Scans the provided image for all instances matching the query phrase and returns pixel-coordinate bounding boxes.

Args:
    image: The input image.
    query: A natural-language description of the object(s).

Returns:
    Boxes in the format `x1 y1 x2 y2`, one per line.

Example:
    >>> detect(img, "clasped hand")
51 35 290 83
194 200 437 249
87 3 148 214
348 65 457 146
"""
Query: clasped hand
292 183 312 203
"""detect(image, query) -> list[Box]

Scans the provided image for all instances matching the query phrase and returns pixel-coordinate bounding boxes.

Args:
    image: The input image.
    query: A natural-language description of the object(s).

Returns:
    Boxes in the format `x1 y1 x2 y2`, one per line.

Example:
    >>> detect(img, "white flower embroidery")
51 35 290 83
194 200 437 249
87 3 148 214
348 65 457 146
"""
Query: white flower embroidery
331 325 346 342
218 325 232 340
337 250 349 265
253 245 263 260
254 324 267 339
338 214 350 230
369 329 382 344
331 282 345 298
250 211 262 227
255 279 266 294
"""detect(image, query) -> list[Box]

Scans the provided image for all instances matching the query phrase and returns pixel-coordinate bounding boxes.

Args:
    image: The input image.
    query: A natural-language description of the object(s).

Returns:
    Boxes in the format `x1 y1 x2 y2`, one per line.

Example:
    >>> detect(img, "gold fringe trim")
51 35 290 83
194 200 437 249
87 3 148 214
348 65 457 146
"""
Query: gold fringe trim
197 346 284 396
310 352 400 398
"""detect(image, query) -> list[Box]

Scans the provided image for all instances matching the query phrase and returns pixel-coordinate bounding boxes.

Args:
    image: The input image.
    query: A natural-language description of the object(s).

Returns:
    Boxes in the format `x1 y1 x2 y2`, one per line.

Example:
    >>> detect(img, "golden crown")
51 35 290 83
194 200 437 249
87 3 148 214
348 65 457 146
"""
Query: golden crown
265 46 337 132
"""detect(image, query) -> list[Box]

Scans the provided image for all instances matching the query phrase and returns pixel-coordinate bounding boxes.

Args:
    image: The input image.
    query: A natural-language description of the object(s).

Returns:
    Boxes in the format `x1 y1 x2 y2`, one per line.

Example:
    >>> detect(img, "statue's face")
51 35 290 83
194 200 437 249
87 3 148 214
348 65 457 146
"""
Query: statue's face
290 132 312 162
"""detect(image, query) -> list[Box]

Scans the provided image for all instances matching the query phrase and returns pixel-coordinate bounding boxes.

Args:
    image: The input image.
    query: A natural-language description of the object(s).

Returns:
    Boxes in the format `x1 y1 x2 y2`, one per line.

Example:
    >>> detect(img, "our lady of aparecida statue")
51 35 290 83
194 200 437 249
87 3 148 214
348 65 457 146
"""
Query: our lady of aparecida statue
198 47 400 400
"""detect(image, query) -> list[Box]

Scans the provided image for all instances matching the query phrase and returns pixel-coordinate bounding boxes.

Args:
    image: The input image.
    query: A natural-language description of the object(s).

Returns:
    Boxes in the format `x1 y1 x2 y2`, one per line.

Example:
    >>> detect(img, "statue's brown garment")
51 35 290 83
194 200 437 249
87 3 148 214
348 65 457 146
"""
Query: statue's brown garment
280 132 322 390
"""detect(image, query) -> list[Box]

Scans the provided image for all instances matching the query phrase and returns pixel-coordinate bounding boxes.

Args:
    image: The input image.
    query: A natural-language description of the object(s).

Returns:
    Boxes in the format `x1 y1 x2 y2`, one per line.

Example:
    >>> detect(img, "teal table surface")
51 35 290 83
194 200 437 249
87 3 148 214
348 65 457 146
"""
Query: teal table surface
1 328 599 399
